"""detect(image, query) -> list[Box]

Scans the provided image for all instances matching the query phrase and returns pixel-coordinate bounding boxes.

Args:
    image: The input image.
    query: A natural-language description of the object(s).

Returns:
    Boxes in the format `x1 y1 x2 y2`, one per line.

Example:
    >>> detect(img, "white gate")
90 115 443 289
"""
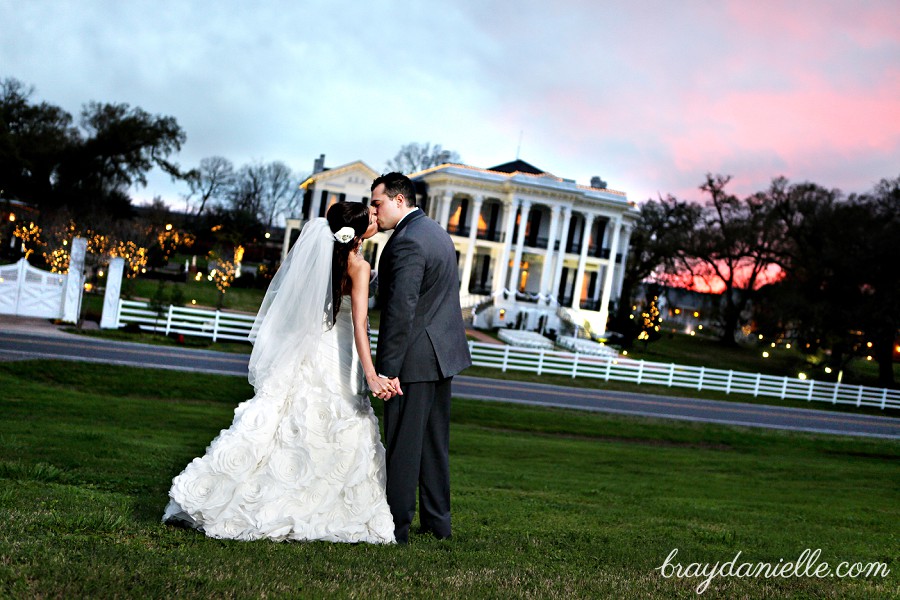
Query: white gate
0 237 86 322
0 259 66 318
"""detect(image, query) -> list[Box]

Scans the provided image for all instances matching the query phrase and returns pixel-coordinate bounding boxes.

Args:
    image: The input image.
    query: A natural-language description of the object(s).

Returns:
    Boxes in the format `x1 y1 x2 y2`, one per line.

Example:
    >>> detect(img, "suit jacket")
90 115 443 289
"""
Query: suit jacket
375 210 472 383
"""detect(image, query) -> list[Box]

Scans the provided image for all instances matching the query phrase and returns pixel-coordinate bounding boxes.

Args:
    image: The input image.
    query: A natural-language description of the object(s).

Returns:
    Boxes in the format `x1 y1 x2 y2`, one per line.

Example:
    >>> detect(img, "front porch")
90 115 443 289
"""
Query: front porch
465 287 613 343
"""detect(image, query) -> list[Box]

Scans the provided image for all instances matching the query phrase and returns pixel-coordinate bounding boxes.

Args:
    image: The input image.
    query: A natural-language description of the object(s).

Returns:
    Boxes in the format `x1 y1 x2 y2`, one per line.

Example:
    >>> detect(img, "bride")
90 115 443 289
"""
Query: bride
163 202 397 544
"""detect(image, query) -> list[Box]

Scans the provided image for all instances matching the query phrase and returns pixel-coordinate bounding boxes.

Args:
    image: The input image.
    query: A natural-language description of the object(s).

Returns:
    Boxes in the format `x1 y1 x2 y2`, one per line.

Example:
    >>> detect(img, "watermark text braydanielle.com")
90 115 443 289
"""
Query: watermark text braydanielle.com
656 548 891 594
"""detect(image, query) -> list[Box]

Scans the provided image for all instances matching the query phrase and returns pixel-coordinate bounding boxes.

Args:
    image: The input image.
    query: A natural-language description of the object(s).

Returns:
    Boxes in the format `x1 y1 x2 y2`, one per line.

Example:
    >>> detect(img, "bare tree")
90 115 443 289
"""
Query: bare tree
228 162 267 218
183 156 234 218
676 174 782 345
259 161 302 228
385 142 461 173
227 161 301 227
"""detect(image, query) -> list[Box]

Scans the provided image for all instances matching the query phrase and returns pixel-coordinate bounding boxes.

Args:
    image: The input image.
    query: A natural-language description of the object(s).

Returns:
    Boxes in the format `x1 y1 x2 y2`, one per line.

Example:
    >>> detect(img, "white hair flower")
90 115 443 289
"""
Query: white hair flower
333 226 356 244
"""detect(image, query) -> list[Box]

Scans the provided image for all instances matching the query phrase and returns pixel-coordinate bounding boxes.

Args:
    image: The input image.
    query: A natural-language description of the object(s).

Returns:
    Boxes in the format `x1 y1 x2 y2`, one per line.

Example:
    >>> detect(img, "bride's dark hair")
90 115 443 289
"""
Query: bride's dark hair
326 201 370 319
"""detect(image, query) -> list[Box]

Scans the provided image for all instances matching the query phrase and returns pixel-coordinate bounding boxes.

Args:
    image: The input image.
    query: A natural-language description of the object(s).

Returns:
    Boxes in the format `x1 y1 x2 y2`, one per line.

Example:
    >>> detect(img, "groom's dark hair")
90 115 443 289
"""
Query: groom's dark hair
372 172 417 207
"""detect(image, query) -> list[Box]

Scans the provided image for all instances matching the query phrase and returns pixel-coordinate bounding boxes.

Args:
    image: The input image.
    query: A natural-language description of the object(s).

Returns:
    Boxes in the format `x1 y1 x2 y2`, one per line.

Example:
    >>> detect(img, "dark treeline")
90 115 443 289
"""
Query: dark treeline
0 78 310 287
0 78 185 222
2 77 306 227
617 173 899 387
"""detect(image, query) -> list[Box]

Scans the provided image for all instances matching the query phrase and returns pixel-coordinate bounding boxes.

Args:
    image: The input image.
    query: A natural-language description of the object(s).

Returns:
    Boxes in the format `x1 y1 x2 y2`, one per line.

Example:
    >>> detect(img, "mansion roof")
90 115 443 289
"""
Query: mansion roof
295 155 637 216
299 160 378 190
411 160 635 214
488 159 546 175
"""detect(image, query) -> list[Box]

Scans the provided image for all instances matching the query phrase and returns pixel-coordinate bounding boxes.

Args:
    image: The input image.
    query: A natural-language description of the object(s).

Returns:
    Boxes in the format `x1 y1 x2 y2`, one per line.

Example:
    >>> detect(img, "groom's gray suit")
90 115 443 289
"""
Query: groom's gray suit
375 209 472 544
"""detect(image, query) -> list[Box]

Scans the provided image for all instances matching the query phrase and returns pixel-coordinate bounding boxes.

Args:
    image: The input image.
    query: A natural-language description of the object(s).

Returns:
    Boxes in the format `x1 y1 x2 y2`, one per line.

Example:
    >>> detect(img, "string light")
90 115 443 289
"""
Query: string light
13 222 42 259
13 219 193 280
211 261 236 293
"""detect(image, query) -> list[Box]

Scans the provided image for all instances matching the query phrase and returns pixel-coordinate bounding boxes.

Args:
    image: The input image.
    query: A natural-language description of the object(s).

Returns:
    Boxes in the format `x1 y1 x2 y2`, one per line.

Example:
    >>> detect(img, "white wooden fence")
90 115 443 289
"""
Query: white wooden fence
114 299 900 410
116 299 256 342
470 344 900 410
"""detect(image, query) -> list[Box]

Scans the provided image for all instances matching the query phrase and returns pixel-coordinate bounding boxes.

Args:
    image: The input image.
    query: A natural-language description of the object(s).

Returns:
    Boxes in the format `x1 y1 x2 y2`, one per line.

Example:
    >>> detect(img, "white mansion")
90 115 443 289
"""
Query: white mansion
292 155 639 338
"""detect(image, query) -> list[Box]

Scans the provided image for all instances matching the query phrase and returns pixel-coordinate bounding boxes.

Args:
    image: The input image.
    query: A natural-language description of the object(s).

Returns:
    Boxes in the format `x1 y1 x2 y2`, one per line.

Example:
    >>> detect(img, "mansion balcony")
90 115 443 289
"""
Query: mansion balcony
447 224 505 242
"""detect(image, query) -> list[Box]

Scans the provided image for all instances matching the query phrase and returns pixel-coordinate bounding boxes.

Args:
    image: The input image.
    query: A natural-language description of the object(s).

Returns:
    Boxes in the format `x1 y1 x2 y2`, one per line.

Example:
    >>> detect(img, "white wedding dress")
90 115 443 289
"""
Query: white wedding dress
163 288 395 544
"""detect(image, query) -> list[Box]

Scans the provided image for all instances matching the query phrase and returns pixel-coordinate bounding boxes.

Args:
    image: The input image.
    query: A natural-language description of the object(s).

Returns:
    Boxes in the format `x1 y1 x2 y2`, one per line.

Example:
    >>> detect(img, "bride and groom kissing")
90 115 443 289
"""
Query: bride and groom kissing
163 172 472 545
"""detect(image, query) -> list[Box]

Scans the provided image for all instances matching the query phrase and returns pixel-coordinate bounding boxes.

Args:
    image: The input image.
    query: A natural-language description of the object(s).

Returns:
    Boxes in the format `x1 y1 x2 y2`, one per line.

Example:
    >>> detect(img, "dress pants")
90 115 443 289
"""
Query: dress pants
383 377 452 543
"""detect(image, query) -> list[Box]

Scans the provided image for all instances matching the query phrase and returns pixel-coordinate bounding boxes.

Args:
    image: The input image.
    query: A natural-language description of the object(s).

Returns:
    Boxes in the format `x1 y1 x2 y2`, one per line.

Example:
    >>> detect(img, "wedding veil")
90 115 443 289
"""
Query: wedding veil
248 218 334 393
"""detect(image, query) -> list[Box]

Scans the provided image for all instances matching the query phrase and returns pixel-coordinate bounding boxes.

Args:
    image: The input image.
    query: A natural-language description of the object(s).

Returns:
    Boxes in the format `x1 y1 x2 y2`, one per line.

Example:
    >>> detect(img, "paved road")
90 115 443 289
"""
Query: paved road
1 327 898 440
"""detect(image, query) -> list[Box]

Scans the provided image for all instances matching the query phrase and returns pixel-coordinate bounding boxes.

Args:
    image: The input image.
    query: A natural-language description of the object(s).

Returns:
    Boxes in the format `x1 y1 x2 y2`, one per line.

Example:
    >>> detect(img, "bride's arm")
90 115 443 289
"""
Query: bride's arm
347 255 395 397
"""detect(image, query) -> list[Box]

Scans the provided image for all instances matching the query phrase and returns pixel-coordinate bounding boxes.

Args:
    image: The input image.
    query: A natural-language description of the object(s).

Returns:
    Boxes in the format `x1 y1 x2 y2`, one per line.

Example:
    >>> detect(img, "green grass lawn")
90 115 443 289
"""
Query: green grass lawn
0 360 896 598
124 277 266 313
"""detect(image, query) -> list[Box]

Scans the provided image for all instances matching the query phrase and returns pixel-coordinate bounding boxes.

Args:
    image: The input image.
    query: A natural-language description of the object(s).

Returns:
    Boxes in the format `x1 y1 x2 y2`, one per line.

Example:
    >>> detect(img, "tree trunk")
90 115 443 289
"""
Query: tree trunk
718 289 740 347
719 311 739 346
874 335 896 388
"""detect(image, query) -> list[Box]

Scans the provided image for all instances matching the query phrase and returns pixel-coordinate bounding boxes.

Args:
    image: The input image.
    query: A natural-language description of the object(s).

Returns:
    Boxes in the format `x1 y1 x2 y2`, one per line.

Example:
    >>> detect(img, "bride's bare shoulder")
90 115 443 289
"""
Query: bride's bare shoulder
347 251 371 280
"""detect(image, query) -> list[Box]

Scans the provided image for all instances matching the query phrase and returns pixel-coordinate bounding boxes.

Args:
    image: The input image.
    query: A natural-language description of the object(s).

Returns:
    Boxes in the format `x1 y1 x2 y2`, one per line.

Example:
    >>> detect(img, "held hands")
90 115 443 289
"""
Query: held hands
366 372 403 400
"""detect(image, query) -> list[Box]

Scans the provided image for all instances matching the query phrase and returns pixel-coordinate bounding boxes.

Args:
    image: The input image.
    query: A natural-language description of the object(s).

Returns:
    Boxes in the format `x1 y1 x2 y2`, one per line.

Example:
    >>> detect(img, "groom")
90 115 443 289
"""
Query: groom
371 172 472 545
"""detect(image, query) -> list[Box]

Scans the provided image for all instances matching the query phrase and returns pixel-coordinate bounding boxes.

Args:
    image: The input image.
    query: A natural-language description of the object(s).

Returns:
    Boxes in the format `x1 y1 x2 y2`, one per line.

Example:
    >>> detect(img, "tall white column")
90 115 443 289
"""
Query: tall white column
597 217 623 335
493 197 519 292
539 205 561 304
428 194 439 220
459 195 484 293
550 206 572 303
507 199 532 293
593 219 613 305
438 191 453 229
309 187 323 221
592 267 604 304
281 218 302 263
62 237 87 323
371 230 393 272
570 213 596 309
99 257 125 329
614 225 632 300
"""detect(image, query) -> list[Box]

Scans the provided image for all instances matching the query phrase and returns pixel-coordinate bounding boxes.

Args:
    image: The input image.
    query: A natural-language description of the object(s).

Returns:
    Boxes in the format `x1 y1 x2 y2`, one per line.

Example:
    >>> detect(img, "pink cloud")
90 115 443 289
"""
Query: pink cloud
673 77 899 159
727 0 900 49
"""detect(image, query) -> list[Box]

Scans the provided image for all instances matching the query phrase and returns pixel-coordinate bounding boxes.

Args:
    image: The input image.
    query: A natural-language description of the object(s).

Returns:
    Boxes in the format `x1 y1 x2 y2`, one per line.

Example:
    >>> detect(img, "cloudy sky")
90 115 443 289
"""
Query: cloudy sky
3 0 898 209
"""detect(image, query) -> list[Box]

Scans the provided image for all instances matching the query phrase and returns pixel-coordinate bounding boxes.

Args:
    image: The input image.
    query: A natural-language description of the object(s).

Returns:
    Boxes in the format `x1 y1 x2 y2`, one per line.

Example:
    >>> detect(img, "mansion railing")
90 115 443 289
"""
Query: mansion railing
514 291 542 304
476 229 502 242
467 284 494 296
446 224 470 237
579 299 600 311
524 236 549 249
